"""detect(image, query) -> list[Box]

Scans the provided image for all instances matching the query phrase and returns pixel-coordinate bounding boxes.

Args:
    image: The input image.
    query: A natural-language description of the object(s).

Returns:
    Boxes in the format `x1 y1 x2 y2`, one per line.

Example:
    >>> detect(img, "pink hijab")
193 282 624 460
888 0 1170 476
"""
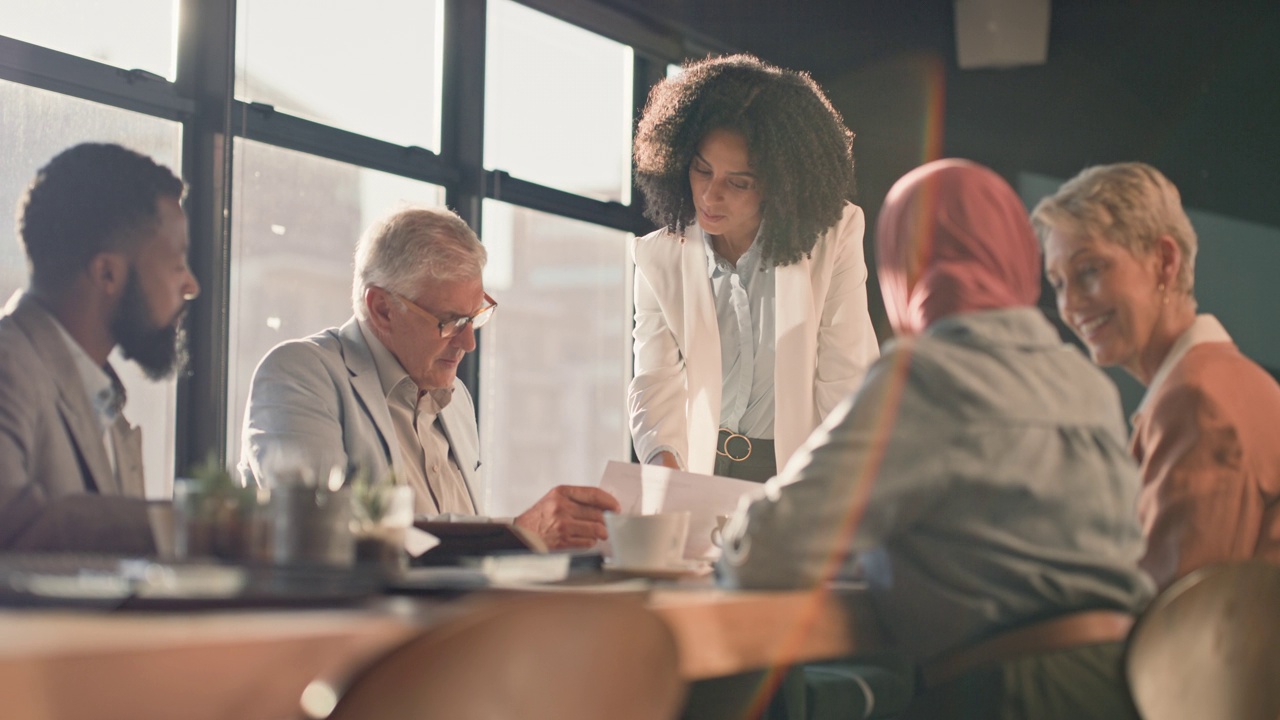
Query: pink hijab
876 159 1042 335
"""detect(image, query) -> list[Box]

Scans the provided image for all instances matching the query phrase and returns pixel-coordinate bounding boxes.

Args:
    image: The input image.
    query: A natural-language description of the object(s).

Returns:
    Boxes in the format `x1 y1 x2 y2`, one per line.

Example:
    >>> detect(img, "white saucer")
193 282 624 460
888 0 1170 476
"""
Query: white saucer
603 558 711 579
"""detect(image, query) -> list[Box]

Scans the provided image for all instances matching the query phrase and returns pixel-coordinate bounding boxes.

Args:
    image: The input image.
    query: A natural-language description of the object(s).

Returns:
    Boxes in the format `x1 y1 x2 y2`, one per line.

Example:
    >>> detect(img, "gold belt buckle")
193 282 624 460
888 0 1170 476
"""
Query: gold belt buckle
717 430 752 462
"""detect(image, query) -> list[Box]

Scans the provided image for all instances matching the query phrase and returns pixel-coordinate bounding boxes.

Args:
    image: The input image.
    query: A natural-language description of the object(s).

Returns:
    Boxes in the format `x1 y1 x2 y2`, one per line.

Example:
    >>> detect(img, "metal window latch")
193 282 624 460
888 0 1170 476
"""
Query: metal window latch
491 169 509 200
121 68 166 84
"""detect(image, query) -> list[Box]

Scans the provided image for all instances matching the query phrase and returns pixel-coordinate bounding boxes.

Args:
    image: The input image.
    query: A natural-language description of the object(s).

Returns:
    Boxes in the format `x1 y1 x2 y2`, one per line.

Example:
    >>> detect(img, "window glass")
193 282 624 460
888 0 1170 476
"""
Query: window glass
0 0 178 79
226 139 445 467
234 0 444 151
0 78 183 497
477 200 632 517
485 0 633 203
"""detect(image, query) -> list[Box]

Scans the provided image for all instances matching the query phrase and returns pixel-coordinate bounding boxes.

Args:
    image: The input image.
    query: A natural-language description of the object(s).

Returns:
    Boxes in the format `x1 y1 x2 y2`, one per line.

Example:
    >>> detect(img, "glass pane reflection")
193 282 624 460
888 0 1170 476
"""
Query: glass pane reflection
478 200 632 517
235 0 444 151
0 0 178 79
485 0 634 203
226 138 445 467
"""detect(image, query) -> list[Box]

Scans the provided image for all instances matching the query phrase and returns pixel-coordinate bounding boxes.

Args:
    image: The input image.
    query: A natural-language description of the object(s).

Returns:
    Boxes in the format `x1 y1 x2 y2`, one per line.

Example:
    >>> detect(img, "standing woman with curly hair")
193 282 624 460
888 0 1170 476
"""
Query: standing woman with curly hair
629 54 879 481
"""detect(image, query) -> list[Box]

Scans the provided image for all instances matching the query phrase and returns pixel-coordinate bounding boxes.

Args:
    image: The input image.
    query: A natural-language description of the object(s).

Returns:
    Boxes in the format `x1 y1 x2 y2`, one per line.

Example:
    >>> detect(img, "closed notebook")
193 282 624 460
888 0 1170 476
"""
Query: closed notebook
410 521 546 566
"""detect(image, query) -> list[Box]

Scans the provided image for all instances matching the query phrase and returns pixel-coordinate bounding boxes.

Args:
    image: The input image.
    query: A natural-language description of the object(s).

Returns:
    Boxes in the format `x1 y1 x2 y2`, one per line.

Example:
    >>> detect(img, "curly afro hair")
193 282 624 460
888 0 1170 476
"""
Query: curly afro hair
634 54 856 266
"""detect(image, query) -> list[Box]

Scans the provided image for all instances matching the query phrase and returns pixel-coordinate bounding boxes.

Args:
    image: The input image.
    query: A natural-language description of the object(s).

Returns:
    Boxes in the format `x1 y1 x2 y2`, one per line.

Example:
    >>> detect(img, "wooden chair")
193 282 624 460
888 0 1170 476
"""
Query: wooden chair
1125 559 1280 720
326 594 686 720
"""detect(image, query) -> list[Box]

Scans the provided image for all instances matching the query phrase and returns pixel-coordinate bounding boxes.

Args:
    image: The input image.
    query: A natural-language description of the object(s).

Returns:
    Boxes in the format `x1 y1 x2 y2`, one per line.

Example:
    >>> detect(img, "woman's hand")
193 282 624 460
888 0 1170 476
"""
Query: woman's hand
652 451 682 470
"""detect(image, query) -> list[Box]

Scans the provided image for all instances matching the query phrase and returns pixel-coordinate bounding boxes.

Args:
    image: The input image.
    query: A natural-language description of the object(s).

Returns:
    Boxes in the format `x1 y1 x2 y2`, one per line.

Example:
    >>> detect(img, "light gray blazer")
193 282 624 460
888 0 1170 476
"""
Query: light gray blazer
0 293 153 553
238 317 483 512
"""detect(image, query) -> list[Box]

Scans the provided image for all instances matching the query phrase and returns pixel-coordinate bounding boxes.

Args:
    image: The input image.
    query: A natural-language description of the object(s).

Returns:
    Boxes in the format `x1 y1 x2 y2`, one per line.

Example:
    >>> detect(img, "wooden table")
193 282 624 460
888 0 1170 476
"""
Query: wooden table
0 585 879 720
650 585 879 681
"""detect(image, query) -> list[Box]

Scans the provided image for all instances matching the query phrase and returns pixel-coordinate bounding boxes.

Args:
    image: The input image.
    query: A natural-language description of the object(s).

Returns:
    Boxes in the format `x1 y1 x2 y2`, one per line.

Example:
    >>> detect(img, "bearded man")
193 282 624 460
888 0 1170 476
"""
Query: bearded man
0 143 200 553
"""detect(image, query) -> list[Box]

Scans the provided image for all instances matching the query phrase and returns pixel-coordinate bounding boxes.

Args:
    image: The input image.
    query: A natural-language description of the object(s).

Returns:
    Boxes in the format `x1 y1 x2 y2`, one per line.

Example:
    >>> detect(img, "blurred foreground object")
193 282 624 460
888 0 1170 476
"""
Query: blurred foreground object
1126 559 1280 720
326 595 685 720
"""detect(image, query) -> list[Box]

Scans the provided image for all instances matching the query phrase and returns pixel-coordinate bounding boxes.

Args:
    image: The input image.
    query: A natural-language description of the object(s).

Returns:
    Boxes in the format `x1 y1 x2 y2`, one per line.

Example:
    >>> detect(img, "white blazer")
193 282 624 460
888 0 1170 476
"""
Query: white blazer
629 202 880 476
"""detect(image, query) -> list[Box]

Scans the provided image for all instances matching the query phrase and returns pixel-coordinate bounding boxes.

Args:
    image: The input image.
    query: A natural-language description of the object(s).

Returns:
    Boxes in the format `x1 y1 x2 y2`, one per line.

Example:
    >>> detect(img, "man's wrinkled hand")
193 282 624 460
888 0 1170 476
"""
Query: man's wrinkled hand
514 485 621 550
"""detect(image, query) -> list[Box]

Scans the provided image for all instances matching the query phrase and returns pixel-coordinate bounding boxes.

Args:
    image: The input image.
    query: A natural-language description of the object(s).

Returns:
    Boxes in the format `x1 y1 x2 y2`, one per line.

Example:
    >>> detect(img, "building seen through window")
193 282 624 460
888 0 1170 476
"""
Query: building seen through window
1 0 649 490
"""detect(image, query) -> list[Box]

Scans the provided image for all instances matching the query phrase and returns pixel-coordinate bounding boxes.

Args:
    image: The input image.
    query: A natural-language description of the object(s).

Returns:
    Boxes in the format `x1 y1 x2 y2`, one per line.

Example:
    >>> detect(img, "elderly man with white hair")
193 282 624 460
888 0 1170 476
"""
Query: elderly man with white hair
239 206 619 549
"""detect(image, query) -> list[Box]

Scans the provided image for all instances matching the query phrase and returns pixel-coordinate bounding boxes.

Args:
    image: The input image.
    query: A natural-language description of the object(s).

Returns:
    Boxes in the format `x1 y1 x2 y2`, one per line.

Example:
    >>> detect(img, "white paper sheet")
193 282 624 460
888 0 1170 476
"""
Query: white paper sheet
598 460 763 560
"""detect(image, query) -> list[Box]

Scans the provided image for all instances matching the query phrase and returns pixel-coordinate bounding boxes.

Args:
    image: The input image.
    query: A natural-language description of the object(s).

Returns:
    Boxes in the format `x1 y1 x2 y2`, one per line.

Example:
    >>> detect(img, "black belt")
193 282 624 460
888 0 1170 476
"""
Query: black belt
715 428 776 483
716 429 756 461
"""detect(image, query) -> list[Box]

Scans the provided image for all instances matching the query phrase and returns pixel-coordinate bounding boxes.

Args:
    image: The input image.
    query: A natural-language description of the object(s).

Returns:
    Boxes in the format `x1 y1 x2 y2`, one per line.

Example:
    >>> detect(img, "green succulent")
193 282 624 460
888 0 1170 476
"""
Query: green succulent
350 466 398 524
186 452 242 497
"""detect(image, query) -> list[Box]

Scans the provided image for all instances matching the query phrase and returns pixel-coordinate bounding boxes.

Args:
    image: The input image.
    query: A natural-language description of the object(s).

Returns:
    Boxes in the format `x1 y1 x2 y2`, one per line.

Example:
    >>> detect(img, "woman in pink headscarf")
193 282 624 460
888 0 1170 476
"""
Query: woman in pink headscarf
721 160 1153 719
876 159 1043 332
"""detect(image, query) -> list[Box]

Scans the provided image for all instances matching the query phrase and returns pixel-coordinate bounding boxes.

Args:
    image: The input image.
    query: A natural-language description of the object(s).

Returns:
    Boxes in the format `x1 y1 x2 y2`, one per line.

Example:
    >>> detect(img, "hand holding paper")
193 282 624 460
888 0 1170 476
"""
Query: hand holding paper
514 485 621 550
598 461 761 560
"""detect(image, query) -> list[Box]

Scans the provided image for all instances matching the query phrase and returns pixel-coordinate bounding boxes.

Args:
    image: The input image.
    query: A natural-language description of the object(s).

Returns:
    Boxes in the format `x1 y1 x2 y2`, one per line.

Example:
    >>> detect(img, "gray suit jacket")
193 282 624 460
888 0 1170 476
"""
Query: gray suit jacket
0 293 153 553
238 317 483 513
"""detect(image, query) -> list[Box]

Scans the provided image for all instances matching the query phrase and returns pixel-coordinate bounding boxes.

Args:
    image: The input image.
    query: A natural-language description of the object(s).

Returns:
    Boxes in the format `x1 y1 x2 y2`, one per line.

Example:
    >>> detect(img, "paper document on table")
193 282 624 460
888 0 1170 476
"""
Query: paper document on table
598 461 763 560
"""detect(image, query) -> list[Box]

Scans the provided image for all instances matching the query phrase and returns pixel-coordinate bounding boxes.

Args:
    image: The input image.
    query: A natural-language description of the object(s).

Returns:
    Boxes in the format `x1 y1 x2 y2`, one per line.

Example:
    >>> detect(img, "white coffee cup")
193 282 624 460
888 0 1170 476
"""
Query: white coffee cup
604 511 691 569
709 514 732 549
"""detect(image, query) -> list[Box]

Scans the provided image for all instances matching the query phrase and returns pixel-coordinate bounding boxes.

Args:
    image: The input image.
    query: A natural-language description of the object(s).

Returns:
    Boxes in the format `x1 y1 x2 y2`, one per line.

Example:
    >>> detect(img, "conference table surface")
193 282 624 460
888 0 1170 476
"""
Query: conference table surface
0 576 882 720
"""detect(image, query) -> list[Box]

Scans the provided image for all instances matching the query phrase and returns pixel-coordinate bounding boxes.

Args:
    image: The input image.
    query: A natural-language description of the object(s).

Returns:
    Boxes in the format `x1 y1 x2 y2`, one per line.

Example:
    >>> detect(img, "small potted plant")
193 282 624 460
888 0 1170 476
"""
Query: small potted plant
174 455 263 561
349 468 412 576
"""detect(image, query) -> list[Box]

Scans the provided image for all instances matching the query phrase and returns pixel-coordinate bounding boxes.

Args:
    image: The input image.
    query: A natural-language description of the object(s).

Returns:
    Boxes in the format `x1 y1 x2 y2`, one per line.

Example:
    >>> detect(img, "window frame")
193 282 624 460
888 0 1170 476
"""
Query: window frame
0 0 737 478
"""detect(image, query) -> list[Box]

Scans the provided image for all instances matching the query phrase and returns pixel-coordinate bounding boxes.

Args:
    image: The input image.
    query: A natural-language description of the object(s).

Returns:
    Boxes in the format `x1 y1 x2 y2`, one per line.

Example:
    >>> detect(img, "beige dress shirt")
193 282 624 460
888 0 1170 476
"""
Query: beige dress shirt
359 321 477 516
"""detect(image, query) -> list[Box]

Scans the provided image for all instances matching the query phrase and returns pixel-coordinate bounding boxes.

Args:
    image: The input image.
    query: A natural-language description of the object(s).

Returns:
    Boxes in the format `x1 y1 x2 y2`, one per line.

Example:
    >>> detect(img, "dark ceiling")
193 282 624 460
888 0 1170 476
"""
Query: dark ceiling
600 0 955 76
597 0 1280 233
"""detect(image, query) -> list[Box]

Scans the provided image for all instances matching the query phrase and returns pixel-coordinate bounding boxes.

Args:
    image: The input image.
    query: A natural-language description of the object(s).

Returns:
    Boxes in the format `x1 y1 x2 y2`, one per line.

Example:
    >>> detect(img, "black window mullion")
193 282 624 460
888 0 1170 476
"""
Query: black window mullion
236 103 461 188
631 53 668 231
484 170 648 236
0 35 193 120
175 0 237 474
441 0 488 400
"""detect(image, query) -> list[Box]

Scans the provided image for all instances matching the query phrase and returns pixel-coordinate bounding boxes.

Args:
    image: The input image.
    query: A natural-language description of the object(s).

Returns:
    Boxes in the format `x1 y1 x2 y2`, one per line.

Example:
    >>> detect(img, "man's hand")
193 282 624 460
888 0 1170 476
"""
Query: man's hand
514 486 621 550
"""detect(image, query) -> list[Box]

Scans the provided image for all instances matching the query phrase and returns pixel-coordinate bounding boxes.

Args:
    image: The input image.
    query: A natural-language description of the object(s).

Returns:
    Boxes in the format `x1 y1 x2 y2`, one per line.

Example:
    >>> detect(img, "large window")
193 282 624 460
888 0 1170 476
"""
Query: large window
235 0 445 151
0 0 178 79
2 0 671 499
0 78 183 498
226 140 445 466
478 202 632 516
477 1 640 508
485 0 634 203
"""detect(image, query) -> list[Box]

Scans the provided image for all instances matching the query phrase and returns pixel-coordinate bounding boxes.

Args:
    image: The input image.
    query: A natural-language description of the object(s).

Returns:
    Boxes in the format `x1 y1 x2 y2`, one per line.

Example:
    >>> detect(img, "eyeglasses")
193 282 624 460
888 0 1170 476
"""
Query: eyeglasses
391 290 498 339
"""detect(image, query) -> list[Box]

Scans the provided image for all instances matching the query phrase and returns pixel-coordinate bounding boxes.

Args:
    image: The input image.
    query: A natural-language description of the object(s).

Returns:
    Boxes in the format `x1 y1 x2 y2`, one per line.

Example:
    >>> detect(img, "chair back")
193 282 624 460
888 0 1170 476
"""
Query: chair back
1126 559 1280 720
327 594 685 720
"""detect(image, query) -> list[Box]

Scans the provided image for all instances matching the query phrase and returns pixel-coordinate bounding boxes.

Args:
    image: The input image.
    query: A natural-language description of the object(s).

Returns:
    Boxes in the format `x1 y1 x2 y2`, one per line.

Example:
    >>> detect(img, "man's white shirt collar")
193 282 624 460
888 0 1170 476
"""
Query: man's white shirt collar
51 319 123 424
